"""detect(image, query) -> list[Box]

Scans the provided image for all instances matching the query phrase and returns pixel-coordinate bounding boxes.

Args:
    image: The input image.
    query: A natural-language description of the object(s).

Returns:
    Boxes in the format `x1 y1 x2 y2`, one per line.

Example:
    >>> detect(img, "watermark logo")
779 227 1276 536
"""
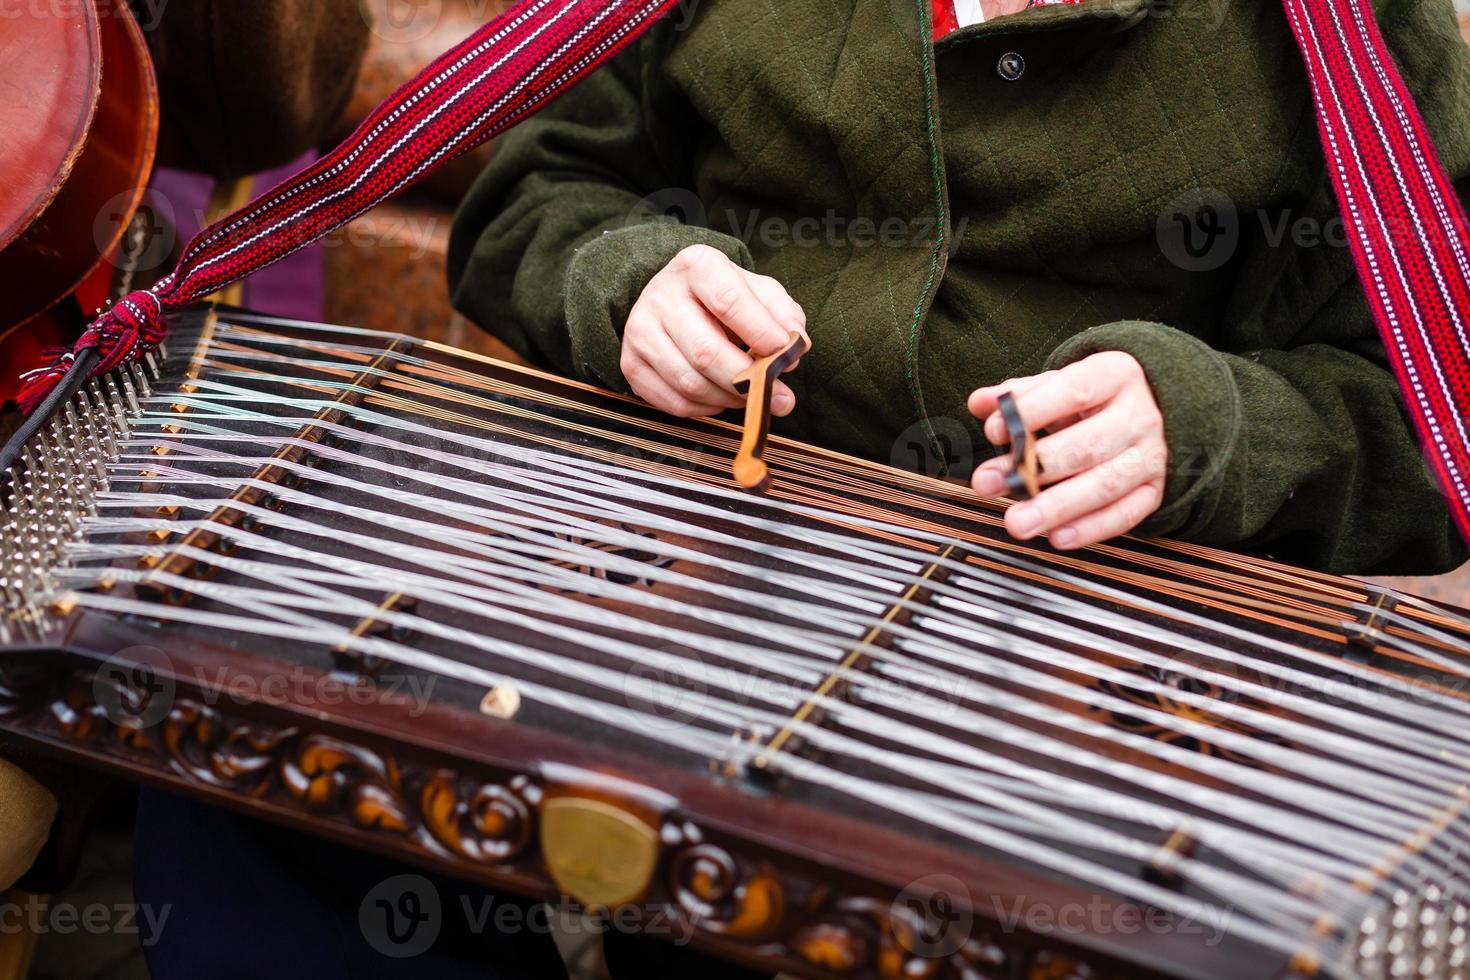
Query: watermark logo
890 416 975 478
624 648 710 733
1149 648 1246 727
1158 186 1373 273
361 0 448 43
94 188 176 271
0 0 169 31
192 664 439 719
635 187 709 229
93 646 176 728
893 873 973 959
360 874 442 958
625 191 964 256
991 893 1232 945
1156 188 1239 272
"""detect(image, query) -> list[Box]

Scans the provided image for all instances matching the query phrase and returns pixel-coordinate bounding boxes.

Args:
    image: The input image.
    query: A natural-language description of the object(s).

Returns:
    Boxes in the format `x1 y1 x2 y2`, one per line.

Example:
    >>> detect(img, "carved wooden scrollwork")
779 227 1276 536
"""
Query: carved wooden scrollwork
281 733 406 829
786 893 1014 980
670 839 786 942
664 823 1036 980
419 770 537 863
1 653 1113 980
2 655 540 871
166 702 297 791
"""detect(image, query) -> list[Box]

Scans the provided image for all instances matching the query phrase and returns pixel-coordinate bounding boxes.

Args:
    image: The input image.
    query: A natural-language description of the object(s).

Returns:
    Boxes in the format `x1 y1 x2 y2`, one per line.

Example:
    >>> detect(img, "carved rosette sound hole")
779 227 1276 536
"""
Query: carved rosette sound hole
549 522 676 592
1095 662 1284 765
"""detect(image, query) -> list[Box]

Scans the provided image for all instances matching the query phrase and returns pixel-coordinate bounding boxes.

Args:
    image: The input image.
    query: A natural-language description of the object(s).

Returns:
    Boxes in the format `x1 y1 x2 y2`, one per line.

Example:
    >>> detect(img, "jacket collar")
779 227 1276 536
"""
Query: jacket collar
937 0 1150 44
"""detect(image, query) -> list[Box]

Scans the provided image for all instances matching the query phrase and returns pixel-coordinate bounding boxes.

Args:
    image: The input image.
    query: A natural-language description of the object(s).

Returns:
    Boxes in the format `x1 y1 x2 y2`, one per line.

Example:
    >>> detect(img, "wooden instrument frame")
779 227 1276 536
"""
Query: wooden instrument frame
0 306 1430 979
0 625 1289 980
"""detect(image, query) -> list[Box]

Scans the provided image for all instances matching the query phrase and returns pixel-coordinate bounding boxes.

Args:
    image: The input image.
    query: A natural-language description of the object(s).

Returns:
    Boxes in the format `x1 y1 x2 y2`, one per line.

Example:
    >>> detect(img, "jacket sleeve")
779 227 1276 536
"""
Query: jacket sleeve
447 36 753 391
1048 0 1470 574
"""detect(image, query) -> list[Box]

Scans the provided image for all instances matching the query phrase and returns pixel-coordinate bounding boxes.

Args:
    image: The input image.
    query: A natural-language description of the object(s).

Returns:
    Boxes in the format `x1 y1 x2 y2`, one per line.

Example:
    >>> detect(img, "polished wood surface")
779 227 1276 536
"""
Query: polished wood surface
0 0 158 336
0 6 98 250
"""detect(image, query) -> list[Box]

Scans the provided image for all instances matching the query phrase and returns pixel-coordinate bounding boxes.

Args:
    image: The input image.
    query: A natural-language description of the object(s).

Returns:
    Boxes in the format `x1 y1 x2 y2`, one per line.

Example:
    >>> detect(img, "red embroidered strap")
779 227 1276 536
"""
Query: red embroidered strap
18 0 681 412
1284 0 1470 541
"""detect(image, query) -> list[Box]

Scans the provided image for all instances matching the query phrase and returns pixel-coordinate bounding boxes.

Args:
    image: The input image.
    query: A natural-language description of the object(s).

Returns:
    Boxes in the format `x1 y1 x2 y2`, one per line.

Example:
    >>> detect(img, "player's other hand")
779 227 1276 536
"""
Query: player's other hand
968 352 1167 550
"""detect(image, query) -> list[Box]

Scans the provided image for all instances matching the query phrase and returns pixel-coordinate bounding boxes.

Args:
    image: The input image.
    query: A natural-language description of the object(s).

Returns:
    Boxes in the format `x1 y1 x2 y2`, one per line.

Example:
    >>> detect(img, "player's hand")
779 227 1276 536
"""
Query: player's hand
967 352 1167 550
621 245 808 417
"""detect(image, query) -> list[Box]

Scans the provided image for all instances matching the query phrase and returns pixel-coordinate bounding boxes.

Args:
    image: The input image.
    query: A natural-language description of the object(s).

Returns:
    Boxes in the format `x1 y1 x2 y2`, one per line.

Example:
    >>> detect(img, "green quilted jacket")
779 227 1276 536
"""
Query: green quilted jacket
448 0 1470 574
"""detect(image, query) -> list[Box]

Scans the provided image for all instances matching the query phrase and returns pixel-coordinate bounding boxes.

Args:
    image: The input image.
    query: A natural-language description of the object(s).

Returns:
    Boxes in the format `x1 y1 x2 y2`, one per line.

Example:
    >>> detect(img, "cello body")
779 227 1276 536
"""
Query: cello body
0 0 159 401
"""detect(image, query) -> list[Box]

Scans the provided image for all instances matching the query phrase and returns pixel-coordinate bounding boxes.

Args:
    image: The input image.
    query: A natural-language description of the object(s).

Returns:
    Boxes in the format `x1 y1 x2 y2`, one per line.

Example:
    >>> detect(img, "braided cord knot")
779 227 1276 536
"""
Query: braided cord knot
16 288 165 413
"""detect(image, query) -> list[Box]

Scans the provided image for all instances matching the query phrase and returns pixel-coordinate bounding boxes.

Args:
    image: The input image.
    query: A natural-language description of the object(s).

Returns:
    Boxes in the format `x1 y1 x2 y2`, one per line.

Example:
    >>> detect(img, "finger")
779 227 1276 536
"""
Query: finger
676 248 792 354
771 380 796 416
1047 481 1165 550
981 357 1132 445
665 309 801 416
967 372 1053 427
620 351 730 418
972 403 1139 495
745 274 809 370
665 307 755 393
745 273 807 334
971 457 1012 499
1002 444 1162 540
628 319 745 411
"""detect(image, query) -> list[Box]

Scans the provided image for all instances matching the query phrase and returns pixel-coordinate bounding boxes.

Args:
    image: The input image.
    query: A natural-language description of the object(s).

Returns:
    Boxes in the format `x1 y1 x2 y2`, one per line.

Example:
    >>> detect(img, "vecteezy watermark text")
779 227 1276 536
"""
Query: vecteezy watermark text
0 0 169 30
359 874 698 959
632 189 969 257
0 895 172 948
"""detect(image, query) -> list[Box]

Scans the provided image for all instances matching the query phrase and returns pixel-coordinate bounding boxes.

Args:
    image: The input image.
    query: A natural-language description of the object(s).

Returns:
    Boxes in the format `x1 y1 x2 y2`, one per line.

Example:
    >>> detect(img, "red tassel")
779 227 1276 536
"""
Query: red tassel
16 351 76 415
17 289 166 414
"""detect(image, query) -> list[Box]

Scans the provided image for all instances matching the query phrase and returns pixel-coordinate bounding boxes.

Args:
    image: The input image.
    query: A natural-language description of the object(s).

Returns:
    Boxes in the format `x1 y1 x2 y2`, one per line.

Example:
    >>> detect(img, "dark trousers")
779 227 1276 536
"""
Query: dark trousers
133 789 768 980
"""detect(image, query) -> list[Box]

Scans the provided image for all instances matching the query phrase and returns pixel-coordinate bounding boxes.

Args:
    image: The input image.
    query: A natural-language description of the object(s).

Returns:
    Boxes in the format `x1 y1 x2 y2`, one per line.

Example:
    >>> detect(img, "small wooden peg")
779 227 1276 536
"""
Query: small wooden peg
732 332 810 494
481 685 522 720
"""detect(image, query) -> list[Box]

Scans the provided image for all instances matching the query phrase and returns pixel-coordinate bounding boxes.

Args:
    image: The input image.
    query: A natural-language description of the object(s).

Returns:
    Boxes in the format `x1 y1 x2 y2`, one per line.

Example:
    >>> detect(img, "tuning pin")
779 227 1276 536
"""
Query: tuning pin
117 370 141 416
128 361 151 401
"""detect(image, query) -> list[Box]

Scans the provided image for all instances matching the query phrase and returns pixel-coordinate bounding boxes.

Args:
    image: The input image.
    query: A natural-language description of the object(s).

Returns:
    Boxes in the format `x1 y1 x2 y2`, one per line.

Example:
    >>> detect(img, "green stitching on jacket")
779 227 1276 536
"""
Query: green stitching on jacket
905 0 950 472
